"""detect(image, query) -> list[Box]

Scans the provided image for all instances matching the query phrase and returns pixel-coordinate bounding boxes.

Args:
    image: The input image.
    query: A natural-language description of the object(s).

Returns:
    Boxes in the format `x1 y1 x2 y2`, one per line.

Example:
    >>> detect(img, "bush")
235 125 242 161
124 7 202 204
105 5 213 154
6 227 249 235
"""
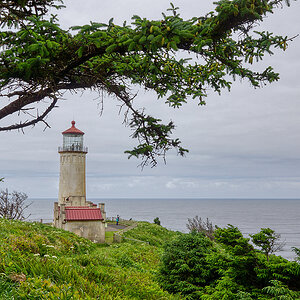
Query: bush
159 232 217 298
153 217 161 226
214 225 258 286
250 228 285 262
293 247 300 262
159 224 300 299
263 280 299 299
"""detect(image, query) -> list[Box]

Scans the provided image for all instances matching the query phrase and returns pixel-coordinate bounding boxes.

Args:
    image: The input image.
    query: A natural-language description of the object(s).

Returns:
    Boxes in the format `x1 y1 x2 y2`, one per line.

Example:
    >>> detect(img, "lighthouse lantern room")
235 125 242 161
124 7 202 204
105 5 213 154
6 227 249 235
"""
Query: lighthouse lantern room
59 120 87 152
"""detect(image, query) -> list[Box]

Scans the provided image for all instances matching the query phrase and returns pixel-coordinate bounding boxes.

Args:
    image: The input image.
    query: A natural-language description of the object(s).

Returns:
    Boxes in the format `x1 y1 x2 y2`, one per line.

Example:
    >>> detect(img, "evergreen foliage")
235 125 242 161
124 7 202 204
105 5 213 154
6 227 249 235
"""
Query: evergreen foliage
0 0 296 166
159 232 217 298
160 225 300 299
154 217 161 226
292 247 300 263
250 227 285 262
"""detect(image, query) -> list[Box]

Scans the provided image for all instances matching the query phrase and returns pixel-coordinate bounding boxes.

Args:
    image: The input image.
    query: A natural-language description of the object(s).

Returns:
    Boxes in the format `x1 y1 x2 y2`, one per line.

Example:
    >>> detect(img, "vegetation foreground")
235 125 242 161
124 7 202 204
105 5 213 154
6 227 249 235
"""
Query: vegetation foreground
0 219 300 299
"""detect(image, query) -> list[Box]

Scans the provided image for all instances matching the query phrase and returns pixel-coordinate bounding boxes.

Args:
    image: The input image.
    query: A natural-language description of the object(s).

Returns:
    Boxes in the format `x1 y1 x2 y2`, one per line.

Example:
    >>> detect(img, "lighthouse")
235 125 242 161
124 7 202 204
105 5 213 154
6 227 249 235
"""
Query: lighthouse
58 120 88 206
53 121 106 243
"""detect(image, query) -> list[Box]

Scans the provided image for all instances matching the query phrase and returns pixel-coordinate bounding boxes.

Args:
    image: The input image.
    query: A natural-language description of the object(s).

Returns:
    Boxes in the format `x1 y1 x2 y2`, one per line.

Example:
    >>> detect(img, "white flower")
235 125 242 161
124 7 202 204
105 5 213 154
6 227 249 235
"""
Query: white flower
44 254 50 258
52 256 57 259
33 253 40 256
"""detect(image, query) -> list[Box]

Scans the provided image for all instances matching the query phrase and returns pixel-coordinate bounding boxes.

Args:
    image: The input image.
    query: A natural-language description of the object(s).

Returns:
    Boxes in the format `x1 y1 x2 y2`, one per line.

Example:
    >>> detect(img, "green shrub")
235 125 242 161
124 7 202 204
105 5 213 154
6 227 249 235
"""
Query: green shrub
154 217 161 226
214 225 258 286
250 228 284 262
159 232 217 298
262 280 300 299
160 224 300 299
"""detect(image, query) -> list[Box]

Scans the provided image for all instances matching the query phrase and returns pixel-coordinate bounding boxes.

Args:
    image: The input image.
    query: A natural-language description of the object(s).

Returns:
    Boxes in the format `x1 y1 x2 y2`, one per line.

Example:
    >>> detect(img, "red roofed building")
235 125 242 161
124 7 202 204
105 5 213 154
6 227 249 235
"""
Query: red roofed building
54 121 106 243
65 207 103 221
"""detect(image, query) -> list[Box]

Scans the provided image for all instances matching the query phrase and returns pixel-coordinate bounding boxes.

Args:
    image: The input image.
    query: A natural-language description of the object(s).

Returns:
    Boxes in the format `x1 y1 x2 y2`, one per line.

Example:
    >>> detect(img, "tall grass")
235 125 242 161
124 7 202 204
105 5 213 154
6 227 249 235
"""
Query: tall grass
122 222 180 247
0 218 179 299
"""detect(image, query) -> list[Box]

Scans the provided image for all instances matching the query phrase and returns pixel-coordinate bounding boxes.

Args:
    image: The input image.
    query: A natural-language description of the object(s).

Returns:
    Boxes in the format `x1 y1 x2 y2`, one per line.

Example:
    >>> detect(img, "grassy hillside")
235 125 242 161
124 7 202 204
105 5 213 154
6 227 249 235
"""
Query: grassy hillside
0 218 180 299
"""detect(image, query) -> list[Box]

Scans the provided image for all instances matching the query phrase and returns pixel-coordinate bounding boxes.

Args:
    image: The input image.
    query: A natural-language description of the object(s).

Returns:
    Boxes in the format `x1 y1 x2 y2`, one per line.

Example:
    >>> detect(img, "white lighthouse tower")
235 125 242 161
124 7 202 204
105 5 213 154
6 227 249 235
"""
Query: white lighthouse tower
58 120 88 206
53 121 106 243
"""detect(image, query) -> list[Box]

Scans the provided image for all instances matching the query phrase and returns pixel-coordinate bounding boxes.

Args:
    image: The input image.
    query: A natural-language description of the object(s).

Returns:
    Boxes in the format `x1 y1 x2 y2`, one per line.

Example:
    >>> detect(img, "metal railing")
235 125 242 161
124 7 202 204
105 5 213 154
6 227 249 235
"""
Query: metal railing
58 146 88 153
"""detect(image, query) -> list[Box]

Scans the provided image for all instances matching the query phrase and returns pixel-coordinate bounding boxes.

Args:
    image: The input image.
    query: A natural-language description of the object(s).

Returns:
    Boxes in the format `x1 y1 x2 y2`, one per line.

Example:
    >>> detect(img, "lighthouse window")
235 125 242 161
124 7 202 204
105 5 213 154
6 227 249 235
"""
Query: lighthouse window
63 134 83 151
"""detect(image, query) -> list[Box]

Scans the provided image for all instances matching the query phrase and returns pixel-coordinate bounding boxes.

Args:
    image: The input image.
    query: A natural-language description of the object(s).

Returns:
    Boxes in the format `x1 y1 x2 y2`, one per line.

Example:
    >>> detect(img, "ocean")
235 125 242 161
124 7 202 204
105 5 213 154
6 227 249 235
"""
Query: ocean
26 198 300 261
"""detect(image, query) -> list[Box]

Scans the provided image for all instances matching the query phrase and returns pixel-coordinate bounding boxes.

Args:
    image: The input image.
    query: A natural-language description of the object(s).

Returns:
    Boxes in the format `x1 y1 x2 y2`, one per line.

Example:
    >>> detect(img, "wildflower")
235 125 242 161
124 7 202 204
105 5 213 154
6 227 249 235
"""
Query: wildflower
44 254 50 258
46 245 55 248
52 256 57 259
33 253 40 256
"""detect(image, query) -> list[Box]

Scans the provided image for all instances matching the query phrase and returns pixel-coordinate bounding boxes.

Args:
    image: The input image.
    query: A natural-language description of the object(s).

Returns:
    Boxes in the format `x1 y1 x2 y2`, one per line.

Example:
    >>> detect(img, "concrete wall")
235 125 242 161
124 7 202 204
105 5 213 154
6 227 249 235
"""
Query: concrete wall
65 196 86 206
58 152 86 205
64 220 105 243
53 202 59 228
98 203 106 220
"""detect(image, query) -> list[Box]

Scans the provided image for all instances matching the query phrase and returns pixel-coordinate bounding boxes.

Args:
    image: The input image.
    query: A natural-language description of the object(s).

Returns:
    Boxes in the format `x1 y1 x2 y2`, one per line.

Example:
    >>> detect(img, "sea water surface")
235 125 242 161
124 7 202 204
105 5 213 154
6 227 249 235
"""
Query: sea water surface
27 198 300 260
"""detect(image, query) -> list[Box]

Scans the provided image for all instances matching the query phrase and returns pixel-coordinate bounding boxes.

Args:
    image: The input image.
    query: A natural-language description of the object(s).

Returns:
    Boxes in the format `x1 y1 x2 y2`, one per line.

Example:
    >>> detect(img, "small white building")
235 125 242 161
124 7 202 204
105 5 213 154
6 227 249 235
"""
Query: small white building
53 121 106 243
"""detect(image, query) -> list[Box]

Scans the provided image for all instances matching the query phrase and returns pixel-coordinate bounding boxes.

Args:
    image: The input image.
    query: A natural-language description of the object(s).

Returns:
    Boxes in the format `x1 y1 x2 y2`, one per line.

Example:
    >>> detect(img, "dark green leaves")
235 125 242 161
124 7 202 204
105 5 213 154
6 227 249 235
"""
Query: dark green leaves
0 0 296 165
159 232 215 297
160 224 300 298
250 228 284 261
125 114 188 167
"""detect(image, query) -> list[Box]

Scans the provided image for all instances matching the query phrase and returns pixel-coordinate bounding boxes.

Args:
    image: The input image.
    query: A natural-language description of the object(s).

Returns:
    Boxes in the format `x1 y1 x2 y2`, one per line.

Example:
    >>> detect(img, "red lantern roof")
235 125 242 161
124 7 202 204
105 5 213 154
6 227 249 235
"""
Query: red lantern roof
65 207 103 221
62 121 84 135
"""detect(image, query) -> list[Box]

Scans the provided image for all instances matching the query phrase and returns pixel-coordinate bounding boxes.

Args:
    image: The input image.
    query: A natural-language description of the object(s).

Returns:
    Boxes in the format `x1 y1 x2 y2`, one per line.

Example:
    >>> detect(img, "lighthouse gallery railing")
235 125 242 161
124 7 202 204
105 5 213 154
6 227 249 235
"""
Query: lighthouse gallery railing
58 146 88 152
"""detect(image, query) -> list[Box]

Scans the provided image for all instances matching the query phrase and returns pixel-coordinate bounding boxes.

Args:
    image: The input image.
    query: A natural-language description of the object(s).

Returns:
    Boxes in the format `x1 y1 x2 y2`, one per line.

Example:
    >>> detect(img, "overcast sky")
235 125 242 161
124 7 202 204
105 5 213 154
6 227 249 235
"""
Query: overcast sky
1 0 300 199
